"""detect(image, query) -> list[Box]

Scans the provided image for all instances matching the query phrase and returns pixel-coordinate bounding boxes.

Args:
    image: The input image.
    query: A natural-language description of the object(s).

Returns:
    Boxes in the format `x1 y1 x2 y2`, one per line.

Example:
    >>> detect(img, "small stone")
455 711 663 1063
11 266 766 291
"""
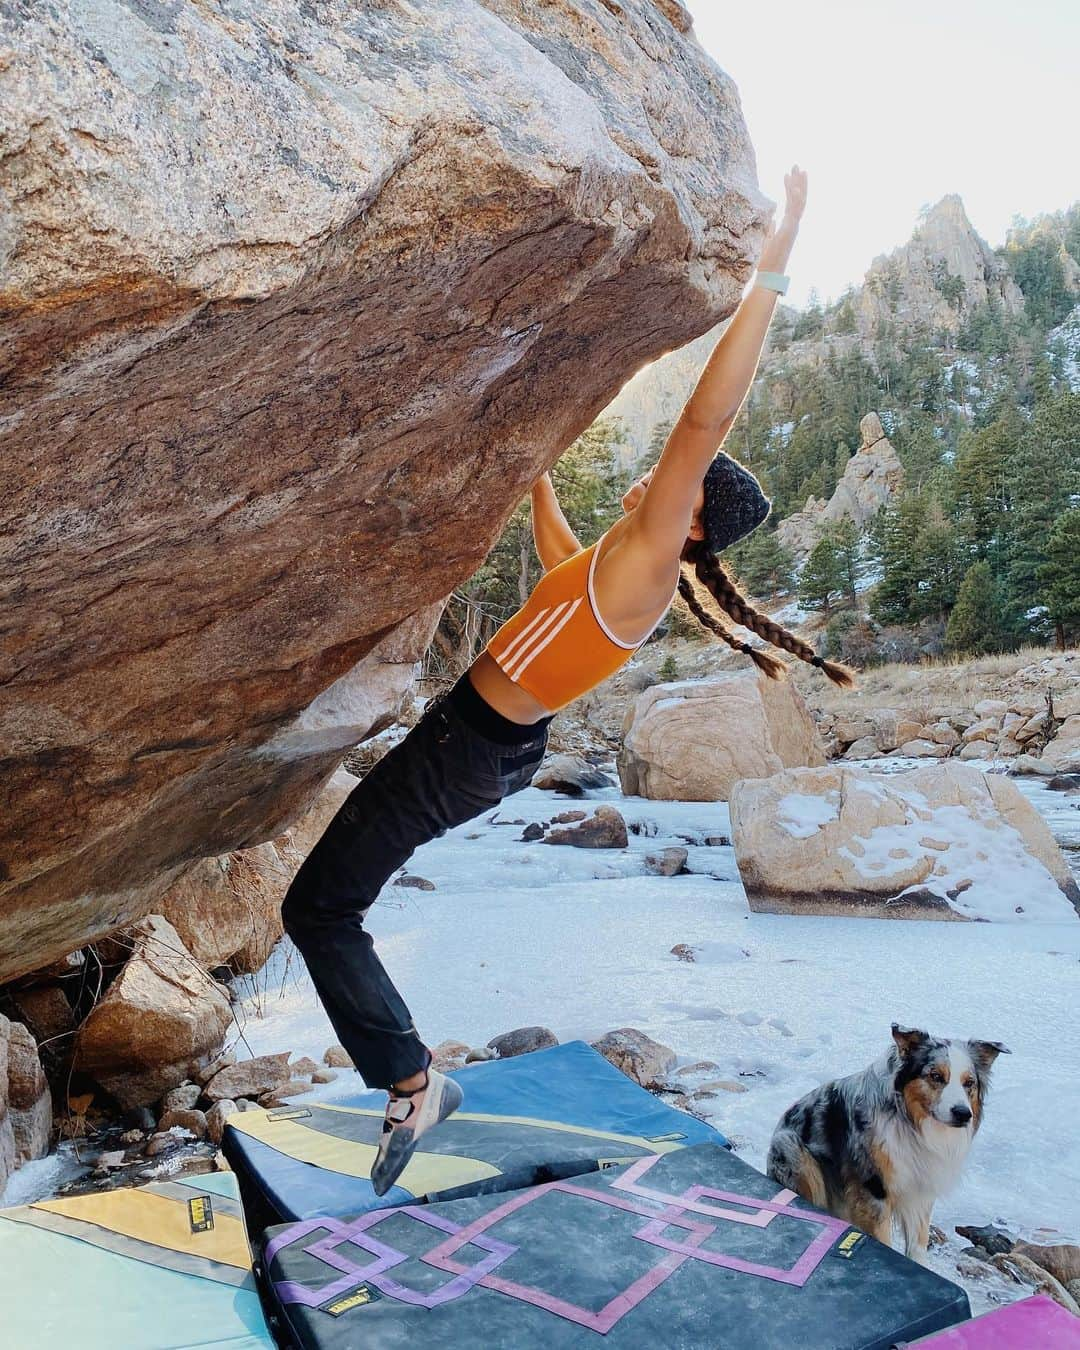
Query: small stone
956 1256 995 1281
205 1052 291 1102
670 943 697 963
145 1130 185 1157
543 805 628 849
645 847 688 877
323 1044 354 1068
160 1083 201 1115
120 1128 145 1145
990 1252 1080 1316
288 1057 320 1079
393 874 436 891
520 822 545 842
705 835 730 847
591 1028 676 1089
954 1224 1015 1256
205 1099 239 1145
311 1067 338 1084
676 1060 719 1076
94 1150 127 1172
196 1050 237 1087
465 1047 497 1063
158 1108 208 1139
486 1027 558 1058
551 810 587 824
928 1224 947 1248
1011 1242 1080 1287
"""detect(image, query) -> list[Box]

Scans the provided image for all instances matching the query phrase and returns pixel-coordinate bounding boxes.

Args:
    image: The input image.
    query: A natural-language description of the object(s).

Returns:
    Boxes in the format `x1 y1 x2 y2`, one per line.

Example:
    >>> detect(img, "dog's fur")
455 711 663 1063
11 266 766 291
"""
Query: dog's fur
767 1025 1009 1263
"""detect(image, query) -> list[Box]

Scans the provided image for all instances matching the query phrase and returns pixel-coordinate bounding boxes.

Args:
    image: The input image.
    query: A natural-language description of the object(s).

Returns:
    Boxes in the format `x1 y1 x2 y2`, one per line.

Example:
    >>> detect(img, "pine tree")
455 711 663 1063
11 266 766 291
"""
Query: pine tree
945 561 1008 655
1039 509 1080 648
799 535 844 614
828 517 860 605
1004 392 1080 636
727 528 795 597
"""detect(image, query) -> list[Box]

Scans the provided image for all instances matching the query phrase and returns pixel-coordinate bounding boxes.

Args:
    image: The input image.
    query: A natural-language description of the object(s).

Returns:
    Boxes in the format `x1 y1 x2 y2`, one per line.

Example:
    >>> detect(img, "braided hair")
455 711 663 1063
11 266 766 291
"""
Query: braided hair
680 540 855 688
683 453 855 688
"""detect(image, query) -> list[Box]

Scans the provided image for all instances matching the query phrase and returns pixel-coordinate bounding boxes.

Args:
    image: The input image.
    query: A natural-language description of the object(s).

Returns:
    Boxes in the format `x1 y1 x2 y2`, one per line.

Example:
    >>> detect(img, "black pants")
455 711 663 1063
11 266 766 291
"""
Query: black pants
282 675 550 1089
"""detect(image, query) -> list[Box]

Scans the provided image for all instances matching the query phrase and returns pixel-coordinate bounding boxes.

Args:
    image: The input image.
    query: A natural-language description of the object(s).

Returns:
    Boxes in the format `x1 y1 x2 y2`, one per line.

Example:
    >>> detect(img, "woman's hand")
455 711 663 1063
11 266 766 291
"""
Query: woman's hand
759 164 807 273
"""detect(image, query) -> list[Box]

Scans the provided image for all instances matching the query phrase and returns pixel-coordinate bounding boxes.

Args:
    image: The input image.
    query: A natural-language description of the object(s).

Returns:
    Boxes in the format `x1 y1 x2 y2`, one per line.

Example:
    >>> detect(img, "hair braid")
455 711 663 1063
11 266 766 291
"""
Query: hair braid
681 541 856 689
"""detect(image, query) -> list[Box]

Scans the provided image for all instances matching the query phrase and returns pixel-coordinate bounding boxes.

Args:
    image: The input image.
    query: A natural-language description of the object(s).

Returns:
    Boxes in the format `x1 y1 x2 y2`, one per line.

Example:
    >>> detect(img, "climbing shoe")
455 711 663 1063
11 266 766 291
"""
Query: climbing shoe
370 1067 463 1197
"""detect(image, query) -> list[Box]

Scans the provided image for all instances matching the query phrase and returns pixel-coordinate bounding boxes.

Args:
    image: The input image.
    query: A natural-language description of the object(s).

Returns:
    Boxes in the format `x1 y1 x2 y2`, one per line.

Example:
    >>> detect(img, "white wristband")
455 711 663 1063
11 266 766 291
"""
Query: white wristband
755 270 790 295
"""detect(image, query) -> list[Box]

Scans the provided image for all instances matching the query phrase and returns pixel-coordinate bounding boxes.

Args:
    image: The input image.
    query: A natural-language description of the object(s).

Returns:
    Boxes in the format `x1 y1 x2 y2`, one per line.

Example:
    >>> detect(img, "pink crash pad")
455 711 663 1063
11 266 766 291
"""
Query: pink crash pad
903 1295 1080 1347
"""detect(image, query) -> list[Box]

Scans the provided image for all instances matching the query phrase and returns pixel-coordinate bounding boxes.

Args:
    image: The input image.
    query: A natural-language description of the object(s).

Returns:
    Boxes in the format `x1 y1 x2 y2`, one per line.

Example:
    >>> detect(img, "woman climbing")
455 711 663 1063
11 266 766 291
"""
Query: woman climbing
281 165 853 1197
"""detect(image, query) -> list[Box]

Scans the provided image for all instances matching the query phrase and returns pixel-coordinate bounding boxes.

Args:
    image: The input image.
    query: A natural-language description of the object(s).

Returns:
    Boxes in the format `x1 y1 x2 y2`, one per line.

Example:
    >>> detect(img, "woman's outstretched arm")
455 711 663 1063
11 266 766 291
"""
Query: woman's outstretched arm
530 471 581 571
631 166 807 565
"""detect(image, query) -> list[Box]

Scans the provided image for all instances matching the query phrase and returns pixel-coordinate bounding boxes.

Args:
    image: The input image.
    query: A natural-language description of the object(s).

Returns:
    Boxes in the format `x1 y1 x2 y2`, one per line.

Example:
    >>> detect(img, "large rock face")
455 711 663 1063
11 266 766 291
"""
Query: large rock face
776 411 904 559
618 673 826 801
730 763 1080 921
857 195 1024 338
0 1 768 982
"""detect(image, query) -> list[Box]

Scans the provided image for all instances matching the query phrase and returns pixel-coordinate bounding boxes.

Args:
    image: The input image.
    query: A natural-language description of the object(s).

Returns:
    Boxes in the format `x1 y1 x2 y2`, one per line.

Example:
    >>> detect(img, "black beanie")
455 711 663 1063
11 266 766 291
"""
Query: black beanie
701 453 771 553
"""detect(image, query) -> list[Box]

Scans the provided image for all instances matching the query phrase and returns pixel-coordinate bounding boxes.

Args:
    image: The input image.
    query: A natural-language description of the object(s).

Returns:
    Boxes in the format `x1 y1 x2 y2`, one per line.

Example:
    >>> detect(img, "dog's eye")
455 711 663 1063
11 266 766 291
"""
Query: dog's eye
927 1070 945 1085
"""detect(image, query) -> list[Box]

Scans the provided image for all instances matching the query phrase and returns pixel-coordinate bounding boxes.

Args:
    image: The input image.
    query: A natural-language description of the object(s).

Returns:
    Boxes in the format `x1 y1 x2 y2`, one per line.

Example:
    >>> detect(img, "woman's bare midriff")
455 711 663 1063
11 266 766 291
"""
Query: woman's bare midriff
468 650 554 723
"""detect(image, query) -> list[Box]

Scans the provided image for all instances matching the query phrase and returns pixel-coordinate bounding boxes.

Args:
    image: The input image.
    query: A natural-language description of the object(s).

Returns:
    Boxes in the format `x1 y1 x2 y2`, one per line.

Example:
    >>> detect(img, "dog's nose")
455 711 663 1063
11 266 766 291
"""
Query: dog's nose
950 1104 973 1125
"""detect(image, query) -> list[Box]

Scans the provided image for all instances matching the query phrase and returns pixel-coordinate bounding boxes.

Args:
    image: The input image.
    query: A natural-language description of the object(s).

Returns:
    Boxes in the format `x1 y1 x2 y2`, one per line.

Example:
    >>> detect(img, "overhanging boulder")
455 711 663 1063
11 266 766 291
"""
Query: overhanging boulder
0 1 768 980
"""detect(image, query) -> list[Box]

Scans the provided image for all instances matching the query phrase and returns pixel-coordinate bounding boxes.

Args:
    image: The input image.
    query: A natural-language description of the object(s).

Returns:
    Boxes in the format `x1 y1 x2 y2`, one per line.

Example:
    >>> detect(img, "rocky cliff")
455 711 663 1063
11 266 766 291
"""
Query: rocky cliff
0 1 768 981
601 194 1024 467
776 412 904 558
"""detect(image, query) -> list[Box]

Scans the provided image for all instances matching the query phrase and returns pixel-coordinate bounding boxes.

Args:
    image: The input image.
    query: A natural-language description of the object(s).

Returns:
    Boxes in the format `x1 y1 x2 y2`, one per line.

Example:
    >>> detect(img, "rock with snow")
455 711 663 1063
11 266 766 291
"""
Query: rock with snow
543 806 628 849
74 915 233 1109
645 847 689 876
619 673 825 802
0 0 766 987
323 1045 354 1069
591 1028 676 1089
730 762 1080 920
393 874 437 891
892 739 950 759
486 1027 558 1059
844 736 883 761
158 1107 209 1139
532 756 613 796
204 1053 291 1103
1012 754 1056 776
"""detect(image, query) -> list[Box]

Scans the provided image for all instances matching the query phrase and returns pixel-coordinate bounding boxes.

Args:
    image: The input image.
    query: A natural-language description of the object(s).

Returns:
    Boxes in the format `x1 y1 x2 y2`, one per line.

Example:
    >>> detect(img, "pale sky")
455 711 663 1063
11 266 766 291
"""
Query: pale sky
691 0 1077 306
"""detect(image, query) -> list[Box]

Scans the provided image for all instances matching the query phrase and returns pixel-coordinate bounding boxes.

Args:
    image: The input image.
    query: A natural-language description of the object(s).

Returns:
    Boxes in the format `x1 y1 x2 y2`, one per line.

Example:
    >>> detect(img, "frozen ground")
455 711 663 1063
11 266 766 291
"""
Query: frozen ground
7 763 1078 1315
226 764 1079 1312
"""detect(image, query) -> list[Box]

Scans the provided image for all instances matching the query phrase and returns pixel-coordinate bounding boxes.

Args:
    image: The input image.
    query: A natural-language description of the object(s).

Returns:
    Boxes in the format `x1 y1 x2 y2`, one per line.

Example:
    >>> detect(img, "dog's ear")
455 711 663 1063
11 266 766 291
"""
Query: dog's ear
891 1024 930 1058
968 1039 1010 1071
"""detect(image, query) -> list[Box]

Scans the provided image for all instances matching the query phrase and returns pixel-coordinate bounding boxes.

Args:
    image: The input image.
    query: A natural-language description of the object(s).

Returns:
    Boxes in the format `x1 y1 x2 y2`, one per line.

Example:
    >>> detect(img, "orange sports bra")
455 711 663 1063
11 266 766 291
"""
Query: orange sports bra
486 531 677 712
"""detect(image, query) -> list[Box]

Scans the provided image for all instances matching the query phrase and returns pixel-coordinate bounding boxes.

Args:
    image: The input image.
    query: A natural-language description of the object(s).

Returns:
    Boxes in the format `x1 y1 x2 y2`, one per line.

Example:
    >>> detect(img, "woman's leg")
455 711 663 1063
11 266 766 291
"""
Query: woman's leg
281 699 546 1089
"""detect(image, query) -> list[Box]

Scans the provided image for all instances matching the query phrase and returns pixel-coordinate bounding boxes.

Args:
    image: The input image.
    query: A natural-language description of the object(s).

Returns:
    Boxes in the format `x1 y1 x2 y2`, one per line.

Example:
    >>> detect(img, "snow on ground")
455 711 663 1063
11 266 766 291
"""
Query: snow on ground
229 769 1080 1311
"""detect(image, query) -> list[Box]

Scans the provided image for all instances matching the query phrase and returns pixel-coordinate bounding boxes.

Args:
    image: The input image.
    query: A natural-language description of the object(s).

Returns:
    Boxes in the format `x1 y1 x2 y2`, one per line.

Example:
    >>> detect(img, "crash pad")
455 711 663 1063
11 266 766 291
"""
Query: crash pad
902 1292 1080 1346
0 1169 274 1349
223 1040 724 1227
261 1141 970 1350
